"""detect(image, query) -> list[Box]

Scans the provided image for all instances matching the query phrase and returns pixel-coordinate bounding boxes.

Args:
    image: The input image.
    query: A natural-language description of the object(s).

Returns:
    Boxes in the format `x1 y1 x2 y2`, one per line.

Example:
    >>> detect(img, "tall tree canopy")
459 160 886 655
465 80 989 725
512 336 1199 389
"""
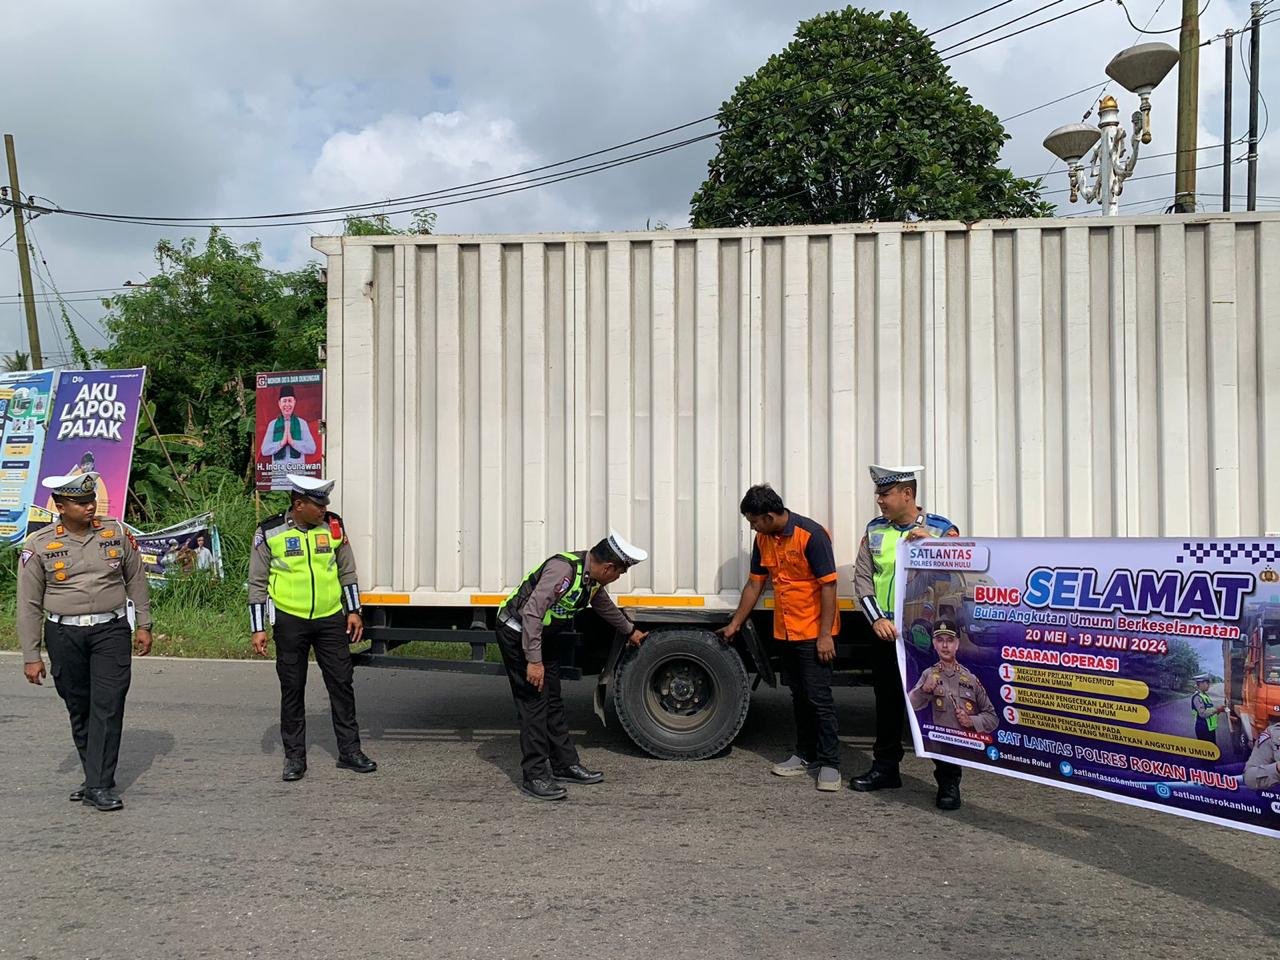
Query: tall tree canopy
690 7 1051 226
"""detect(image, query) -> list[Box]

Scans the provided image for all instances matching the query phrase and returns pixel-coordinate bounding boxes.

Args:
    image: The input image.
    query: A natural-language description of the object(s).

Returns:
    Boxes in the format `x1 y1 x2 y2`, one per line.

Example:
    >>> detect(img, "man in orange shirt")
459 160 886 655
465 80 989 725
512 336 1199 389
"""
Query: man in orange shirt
719 484 841 791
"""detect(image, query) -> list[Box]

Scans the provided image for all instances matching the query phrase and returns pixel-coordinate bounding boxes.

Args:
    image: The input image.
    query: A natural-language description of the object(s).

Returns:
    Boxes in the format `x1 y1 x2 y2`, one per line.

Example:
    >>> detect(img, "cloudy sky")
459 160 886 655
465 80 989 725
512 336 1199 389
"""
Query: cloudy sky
2 0 1276 362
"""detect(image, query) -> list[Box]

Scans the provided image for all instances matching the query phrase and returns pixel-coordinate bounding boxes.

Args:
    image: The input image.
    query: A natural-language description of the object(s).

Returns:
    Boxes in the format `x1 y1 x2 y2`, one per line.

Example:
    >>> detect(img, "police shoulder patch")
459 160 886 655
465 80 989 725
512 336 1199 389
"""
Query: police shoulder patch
19 549 32 566
253 528 266 547
1259 730 1272 745
557 576 572 593
126 532 139 551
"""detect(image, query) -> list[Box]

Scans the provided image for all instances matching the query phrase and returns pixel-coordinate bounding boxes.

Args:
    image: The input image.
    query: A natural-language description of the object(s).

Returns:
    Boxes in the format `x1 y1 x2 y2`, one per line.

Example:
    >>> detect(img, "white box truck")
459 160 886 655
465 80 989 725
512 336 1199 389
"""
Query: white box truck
312 213 1279 758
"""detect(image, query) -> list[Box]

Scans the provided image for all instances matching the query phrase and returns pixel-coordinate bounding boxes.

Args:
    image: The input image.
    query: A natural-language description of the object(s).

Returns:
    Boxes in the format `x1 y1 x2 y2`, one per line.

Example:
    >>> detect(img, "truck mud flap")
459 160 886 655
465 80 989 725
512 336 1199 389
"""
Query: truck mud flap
741 620 775 687
593 633 628 726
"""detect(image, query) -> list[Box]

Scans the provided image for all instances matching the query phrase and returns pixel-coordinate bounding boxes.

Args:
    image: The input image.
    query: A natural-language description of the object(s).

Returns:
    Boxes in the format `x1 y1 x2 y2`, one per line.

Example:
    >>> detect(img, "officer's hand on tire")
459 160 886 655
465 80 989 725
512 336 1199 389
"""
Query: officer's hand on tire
627 628 648 647
134 628 153 657
872 618 898 642
715 622 740 644
526 661 545 692
23 660 45 685
346 613 364 645
251 631 269 657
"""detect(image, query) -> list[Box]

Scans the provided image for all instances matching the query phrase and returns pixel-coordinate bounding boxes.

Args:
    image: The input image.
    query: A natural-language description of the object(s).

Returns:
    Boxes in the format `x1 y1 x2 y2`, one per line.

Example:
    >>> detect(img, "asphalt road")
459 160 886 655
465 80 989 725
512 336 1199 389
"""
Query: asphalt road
0 652 1275 960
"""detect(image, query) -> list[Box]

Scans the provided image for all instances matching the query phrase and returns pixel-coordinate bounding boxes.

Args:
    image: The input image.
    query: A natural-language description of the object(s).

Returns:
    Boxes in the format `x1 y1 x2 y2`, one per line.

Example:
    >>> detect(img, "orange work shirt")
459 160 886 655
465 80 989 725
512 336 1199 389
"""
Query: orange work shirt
749 512 840 641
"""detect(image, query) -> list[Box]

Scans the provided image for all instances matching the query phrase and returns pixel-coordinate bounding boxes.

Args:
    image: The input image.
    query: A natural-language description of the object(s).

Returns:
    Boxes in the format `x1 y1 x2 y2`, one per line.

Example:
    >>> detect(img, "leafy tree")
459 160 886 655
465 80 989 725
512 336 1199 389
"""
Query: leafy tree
690 7 1051 226
343 209 437 236
95 229 326 512
2 350 30 373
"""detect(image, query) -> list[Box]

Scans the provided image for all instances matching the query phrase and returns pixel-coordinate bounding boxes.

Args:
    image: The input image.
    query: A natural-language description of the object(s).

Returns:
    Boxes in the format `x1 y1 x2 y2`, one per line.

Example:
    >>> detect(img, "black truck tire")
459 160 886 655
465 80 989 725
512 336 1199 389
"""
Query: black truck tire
611 629 751 760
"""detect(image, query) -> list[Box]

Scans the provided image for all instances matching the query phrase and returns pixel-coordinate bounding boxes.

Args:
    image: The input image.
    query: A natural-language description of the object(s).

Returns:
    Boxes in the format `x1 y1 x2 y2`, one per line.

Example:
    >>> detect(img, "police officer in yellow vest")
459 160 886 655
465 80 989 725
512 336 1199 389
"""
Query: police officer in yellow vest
848 464 968 810
1190 673 1227 744
17 472 152 812
248 474 376 782
496 532 649 800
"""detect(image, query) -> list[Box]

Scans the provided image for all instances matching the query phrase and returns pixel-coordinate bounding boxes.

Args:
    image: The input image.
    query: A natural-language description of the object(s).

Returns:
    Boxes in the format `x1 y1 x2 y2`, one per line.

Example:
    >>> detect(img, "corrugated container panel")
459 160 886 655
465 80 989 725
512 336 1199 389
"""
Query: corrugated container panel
314 213 1280 606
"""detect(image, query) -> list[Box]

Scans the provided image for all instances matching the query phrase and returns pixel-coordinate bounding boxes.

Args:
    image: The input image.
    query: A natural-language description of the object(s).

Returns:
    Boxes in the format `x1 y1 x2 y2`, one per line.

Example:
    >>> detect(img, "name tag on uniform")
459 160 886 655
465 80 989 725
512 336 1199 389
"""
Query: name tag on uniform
284 535 304 557
314 533 332 554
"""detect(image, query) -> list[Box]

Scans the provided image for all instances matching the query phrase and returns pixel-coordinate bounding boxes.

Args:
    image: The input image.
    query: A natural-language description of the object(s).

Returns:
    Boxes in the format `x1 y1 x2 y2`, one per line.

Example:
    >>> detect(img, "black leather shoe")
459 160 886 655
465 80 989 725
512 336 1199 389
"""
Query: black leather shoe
552 764 604 785
848 768 903 792
336 751 377 774
936 781 962 811
69 784 85 802
82 788 124 812
282 759 307 782
520 777 568 801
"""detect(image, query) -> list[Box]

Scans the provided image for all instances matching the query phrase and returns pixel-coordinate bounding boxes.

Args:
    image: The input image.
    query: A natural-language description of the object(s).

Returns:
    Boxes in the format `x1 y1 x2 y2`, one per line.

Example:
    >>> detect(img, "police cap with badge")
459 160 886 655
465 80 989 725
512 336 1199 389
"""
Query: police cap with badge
42 471 101 502
869 463 923 492
593 529 648 569
286 473 335 506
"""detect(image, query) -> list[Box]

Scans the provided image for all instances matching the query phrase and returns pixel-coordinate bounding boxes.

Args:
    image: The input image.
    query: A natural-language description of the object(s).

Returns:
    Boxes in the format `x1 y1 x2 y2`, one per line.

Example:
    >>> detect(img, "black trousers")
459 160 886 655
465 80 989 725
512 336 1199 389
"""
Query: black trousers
44 618 132 791
870 636 961 785
496 625 579 782
780 640 840 768
274 610 361 760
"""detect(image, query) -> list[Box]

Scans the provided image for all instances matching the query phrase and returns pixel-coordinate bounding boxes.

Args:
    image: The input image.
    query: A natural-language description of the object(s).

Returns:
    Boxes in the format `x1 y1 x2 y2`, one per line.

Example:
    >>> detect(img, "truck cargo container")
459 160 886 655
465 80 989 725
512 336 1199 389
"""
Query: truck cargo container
311 212 1280 759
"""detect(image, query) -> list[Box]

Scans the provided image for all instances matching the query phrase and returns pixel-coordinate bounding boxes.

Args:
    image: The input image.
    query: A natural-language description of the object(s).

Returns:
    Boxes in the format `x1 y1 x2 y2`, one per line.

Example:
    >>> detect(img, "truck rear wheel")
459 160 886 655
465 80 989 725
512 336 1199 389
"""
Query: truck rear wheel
611 629 751 760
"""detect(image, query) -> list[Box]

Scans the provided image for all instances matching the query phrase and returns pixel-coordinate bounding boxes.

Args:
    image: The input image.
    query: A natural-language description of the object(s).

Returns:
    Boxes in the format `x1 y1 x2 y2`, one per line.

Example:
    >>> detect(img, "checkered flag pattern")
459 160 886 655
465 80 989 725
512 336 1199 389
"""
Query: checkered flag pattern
1177 541 1280 565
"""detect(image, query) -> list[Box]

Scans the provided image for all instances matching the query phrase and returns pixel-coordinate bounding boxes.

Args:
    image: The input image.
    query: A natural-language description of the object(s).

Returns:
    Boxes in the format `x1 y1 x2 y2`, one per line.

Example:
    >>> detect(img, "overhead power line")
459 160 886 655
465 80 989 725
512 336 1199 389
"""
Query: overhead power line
2 0 1107 230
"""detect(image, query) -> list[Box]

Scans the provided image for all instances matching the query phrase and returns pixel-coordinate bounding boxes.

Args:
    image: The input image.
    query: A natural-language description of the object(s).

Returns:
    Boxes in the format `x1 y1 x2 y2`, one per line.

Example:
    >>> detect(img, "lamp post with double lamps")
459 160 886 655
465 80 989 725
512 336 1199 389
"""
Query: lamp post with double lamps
1042 42 1180 216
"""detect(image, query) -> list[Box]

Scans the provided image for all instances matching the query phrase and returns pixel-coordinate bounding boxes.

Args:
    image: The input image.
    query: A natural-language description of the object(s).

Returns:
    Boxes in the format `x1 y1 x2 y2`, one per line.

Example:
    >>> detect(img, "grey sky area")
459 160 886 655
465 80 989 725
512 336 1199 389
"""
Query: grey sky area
2 0 1276 361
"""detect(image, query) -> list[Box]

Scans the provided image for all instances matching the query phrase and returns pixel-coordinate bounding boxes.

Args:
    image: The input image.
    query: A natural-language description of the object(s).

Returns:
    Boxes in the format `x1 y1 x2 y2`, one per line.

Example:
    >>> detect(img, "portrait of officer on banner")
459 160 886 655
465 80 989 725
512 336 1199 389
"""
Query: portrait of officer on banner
907 619 998 735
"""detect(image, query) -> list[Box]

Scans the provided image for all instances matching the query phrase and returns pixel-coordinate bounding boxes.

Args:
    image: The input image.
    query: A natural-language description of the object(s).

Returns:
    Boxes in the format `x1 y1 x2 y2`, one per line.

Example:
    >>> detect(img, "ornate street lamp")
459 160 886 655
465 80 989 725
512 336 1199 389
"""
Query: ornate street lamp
1042 42 1180 215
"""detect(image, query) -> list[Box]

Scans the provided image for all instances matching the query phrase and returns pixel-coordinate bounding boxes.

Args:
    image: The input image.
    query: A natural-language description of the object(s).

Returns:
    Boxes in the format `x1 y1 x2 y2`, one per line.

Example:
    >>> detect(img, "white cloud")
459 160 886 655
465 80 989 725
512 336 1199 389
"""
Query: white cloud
1 0 1277 358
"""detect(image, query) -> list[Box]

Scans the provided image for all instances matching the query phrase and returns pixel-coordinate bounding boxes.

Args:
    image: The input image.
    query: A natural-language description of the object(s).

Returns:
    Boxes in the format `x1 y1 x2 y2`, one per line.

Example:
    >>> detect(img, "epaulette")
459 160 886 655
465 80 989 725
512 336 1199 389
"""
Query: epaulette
924 512 956 532
254 512 289 547
865 516 890 532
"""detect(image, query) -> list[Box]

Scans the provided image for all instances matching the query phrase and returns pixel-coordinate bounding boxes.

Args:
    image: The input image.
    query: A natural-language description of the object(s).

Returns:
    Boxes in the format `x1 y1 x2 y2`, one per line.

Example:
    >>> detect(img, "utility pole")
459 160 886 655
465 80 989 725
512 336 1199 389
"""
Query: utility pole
3 134 42 369
1173 0 1201 212
1247 1 1262 211
1223 30 1233 212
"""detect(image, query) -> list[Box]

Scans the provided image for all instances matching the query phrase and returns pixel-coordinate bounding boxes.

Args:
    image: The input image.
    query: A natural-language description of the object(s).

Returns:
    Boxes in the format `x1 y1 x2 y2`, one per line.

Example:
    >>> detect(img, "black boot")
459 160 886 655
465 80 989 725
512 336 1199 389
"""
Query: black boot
848 767 903 791
520 777 568 801
282 758 307 782
936 780 962 811
336 751 377 773
552 764 604 785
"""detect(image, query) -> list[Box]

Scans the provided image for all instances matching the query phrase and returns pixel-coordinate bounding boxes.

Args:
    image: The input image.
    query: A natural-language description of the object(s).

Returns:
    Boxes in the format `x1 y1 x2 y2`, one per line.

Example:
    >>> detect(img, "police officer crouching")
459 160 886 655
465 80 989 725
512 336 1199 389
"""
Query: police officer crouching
248 474 376 781
496 531 649 800
16 472 152 812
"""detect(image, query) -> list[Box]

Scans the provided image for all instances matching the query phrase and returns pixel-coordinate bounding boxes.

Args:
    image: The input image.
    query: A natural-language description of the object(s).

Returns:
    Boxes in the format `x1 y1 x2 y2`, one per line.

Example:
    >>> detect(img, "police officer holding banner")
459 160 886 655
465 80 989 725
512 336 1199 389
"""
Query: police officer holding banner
248 474 376 782
16 471 152 812
848 463 968 810
496 532 648 801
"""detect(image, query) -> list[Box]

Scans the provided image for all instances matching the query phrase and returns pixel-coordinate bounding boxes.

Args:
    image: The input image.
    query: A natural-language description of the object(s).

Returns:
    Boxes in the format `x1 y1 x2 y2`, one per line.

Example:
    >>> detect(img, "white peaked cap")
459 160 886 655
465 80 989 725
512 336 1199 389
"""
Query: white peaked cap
286 474 335 503
41 472 101 498
605 528 648 566
869 463 924 487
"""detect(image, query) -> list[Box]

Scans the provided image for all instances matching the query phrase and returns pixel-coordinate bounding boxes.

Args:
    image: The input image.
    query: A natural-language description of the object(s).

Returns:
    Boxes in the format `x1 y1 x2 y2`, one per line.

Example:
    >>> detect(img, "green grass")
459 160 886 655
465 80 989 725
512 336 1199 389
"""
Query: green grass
0 474 507 663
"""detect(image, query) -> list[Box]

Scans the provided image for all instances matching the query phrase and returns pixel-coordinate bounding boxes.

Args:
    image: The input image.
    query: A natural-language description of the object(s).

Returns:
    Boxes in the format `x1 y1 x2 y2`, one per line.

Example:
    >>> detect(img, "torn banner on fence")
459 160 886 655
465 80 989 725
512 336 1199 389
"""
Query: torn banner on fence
125 513 224 586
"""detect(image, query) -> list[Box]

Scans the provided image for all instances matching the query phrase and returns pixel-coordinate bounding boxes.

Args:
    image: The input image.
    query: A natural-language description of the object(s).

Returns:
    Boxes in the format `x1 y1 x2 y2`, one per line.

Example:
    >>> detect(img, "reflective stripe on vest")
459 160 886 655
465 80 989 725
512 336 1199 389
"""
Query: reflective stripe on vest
266 518 344 620
1193 691 1219 731
503 551 599 625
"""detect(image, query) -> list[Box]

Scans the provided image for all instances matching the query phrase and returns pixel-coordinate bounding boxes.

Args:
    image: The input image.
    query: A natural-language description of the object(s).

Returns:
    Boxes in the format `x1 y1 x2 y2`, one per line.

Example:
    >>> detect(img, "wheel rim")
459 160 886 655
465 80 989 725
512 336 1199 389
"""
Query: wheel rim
642 654 719 733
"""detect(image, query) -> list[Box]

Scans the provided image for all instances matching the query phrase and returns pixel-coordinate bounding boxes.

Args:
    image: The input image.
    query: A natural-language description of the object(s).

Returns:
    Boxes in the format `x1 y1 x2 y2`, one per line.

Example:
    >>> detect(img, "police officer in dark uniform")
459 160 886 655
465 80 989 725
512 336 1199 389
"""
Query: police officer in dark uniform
248 474 376 782
496 531 648 800
17 471 152 812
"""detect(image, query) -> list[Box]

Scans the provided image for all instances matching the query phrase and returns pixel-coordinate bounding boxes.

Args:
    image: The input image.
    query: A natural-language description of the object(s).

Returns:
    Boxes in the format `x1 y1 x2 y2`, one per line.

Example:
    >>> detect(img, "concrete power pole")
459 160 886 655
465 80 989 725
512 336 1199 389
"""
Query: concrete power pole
1173 0 1201 212
3 135 42 369
1247 1 1263 210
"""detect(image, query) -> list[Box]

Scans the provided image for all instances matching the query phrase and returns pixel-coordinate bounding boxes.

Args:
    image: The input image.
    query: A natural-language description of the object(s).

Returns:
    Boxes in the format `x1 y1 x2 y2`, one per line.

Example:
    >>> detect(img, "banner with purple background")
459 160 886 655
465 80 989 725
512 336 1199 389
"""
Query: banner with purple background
37 368 146 521
895 537 1280 838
